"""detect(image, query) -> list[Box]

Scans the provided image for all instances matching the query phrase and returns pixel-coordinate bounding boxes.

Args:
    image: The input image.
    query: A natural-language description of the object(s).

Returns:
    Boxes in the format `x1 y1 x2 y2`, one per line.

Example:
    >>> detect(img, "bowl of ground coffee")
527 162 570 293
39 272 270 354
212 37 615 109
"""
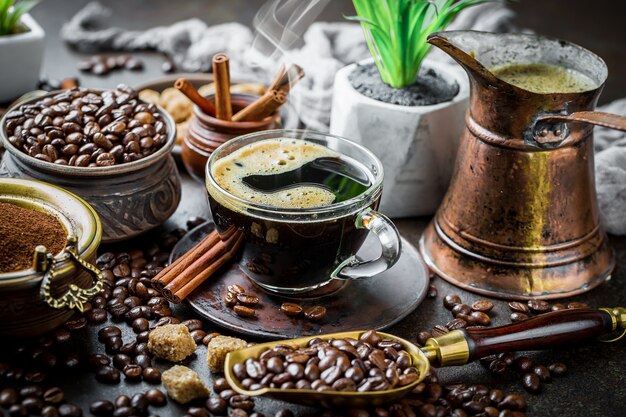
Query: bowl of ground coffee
0 85 181 242
0 178 103 337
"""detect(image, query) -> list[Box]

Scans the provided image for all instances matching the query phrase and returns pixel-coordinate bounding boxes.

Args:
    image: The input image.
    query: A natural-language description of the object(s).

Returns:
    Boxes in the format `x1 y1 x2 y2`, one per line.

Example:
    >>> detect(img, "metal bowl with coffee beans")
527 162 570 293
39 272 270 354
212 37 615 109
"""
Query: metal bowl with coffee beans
0 85 181 242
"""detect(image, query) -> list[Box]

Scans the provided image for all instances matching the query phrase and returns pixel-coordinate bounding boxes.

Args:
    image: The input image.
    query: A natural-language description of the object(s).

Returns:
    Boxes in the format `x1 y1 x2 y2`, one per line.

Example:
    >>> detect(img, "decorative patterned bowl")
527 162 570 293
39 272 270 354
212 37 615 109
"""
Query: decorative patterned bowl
0 90 182 243
0 178 103 338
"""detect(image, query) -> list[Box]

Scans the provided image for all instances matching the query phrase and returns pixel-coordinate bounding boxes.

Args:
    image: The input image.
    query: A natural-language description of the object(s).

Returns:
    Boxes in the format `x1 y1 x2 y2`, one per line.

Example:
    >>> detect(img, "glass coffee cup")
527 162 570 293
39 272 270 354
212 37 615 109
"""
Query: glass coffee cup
205 129 401 294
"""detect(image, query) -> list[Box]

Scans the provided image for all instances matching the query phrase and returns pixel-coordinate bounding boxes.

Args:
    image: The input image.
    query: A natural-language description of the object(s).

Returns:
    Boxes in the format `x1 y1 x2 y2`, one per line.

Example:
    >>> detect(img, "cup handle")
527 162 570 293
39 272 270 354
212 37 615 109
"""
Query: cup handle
330 208 402 280
39 236 104 313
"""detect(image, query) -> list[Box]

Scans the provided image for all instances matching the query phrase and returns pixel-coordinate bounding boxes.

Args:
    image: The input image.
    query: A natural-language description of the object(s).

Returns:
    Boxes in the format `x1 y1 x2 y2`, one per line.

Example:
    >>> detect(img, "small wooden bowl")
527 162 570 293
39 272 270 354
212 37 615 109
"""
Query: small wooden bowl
181 93 280 181
0 178 102 338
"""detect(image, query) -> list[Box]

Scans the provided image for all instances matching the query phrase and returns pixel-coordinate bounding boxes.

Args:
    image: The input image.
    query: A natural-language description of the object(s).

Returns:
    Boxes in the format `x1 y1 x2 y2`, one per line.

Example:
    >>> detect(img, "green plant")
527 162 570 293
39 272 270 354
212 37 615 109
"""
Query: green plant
0 0 38 36
348 0 493 88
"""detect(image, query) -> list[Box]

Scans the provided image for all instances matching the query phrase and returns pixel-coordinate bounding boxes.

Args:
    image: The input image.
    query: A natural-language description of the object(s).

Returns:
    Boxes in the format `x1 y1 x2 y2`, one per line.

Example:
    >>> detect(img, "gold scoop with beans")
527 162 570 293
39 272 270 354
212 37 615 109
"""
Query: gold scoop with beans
224 307 625 407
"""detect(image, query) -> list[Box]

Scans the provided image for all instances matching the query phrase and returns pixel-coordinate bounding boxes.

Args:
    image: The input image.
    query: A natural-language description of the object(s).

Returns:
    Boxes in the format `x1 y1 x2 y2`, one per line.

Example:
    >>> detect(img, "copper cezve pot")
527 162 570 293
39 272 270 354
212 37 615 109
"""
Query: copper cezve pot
420 31 626 300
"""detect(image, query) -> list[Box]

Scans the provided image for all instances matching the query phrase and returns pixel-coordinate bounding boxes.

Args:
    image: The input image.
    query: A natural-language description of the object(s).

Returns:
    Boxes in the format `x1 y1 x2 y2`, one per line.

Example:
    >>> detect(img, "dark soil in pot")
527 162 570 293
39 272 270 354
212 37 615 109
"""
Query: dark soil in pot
349 62 459 106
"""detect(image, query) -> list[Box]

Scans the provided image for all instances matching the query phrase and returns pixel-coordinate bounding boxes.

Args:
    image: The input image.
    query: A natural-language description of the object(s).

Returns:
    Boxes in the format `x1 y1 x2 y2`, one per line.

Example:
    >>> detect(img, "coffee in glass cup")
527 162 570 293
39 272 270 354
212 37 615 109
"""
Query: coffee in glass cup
205 129 401 294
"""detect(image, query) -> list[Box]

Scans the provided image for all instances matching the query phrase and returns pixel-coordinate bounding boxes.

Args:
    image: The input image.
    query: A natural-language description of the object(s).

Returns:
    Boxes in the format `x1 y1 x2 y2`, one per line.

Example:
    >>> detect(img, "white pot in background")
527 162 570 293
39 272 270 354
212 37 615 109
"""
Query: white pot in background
0 14 44 103
330 58 469 218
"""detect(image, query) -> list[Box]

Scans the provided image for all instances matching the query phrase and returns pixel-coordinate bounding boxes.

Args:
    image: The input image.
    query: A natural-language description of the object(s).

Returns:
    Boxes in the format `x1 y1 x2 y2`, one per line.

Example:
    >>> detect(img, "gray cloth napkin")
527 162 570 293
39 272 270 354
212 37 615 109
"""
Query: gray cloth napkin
61 2 626 235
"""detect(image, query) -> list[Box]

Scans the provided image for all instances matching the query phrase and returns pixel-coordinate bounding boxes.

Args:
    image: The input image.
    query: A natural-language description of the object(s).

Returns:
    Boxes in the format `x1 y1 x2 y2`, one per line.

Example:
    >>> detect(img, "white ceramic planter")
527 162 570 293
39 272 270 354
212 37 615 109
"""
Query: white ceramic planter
0 14 44 102
330 58 469 218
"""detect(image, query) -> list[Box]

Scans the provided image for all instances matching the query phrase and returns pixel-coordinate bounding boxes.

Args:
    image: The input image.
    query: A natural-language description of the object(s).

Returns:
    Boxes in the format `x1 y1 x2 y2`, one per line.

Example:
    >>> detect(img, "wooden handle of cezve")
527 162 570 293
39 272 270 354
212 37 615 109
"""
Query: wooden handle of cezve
462 309 615 361
539 111 626 132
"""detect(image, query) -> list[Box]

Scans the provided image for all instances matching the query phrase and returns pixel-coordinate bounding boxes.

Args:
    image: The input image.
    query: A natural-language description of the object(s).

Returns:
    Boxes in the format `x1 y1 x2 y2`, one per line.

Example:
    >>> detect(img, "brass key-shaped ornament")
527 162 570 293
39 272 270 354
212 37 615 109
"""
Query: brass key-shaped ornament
39 235 104 313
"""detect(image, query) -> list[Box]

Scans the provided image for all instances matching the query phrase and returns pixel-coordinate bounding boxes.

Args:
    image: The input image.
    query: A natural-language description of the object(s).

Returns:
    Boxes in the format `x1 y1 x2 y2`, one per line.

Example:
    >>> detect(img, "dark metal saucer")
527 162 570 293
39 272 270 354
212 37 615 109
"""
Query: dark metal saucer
171 222 429 339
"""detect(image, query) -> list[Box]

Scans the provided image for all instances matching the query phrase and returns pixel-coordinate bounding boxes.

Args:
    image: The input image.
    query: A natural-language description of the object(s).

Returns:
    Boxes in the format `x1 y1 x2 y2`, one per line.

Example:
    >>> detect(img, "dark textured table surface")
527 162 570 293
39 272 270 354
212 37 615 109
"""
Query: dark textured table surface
2 1 625 416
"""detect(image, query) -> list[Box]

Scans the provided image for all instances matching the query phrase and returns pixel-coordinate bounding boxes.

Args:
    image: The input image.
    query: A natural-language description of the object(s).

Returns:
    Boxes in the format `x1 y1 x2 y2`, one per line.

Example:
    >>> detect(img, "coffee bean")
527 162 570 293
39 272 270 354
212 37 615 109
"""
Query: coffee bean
499 394 526 410
104 336 122 354
89 400 114 417
230 394 255 411
472 300 494 312
304 306 327 321
132 317 149 333
237 293 260 306
446 318 468 330
65 316 87 331
234 305 256 318
416 331 432 346
134 354 152 368
513 356 534 373
190 329 207 344
98 326 122 341
510 312 529 322
427 284 438 298
533 364 551 382
508 301 530 313
43 387 64 404
181 319 203 332
130 393 148 414
213 377 231 393
521 372 541 393
187 406 210 417
431 325 449 337
143 367 161 383
443 294 462 309
58 403 82 417
95 366 120 384
489 359 508 375
527 299 551 313
145 388 167 406
9 404 28 417
206 397 228 414
547 362 567 376
22 397 44 414
114 395 130 409
87 354 110 370
452 304 471 316
122 364 142 381
86 308 107 323
470 311 491 325
0 388 18 406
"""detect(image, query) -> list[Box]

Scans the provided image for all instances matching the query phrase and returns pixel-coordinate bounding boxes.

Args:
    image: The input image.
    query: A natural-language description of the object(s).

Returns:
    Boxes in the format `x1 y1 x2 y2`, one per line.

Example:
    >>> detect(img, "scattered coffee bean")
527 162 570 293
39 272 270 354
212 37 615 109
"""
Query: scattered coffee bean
508 301 530 314
95 366 120 384
234 305 256 318
443 294 462 310
522 372 541 393
143 367 162 383
510 312 529 322
527 299 551 313
548 362 567 376
206 397 228 414
280 302 303 317
303 306 327 321
89 400 114 417
43 387 64 404
471 300 494 312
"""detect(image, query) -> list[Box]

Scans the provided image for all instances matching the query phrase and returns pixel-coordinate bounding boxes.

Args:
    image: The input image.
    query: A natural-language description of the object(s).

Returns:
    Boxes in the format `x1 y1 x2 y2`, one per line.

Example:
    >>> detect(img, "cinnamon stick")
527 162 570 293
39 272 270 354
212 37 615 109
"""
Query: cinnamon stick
151 231 221 291
174 78 216 116
268 63 305 94
212 53 233 121
232 90 287 122
164 230 240 294
169 232 244 303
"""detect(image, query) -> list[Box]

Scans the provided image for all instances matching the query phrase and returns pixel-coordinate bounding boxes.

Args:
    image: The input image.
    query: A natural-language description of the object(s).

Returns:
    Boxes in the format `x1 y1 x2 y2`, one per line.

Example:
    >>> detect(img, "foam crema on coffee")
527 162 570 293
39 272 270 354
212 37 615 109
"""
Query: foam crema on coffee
211 138 339 209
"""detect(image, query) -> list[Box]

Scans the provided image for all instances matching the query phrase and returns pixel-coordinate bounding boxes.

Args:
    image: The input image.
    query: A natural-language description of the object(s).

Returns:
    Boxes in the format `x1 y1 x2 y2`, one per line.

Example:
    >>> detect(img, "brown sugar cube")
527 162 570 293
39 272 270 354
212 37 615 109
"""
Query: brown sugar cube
147 324 197 362
206 335 248 373
161 365 210 404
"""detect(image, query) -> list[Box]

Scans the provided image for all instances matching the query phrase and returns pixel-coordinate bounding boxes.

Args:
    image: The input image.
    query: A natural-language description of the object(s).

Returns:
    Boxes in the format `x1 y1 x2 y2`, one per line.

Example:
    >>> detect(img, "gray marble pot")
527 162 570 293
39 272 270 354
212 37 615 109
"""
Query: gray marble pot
0 92 182 243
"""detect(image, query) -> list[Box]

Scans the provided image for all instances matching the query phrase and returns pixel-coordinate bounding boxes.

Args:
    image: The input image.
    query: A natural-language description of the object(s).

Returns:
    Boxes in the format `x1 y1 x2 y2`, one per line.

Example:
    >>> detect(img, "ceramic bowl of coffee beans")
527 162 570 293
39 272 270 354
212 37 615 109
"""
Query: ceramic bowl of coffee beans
0 178 103 338
0 85 181 242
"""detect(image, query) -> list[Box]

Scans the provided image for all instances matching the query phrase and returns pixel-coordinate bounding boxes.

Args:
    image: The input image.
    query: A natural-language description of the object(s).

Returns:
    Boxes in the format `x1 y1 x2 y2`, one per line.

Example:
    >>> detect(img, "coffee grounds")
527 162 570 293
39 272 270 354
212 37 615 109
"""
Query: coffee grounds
0 202 67 273
349 62 459 106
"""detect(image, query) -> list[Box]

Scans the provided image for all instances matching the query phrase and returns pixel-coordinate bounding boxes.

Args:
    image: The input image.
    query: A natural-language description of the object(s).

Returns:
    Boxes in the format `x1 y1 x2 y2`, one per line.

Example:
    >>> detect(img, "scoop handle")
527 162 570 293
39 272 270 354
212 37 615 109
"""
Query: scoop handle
463 308 619 361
